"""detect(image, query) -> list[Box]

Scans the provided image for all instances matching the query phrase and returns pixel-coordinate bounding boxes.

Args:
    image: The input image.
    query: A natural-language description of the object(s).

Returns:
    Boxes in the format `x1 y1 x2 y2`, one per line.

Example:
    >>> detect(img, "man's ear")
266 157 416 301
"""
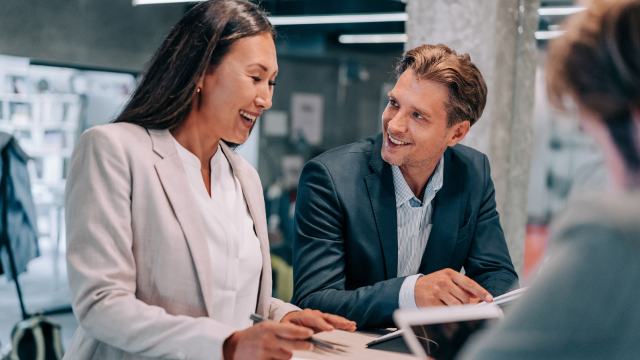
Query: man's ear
447 120 471 147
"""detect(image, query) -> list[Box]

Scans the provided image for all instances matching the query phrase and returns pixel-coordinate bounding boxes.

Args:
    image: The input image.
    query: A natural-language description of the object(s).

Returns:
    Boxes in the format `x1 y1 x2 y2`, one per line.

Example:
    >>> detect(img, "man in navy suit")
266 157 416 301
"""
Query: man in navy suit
292 44 518 329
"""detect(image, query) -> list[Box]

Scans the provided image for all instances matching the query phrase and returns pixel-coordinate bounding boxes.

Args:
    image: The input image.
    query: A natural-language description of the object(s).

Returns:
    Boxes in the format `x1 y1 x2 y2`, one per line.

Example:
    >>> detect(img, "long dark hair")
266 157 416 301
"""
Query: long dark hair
114 0 274 130
546 0 640 179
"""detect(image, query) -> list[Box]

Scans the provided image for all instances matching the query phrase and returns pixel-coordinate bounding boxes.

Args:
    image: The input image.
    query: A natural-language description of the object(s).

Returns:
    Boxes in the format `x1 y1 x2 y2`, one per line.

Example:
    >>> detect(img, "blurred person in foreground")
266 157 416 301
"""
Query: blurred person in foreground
462 0 640 358
64 1 354 359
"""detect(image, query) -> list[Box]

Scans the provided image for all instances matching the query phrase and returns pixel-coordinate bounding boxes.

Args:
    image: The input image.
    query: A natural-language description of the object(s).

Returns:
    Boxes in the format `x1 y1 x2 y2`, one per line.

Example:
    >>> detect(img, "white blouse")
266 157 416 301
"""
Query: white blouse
173 138 262 330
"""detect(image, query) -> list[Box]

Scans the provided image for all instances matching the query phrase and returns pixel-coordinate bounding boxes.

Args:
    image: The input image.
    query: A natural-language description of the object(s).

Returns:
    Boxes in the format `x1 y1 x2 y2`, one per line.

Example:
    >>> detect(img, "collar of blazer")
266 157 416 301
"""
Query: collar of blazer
146 129 270 317
365 133 464 278
365 135 398 277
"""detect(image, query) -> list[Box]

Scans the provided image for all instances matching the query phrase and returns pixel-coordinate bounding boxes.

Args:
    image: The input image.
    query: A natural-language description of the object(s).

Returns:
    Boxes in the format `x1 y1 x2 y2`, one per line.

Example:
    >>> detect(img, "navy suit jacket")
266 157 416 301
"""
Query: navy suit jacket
292 134 518 328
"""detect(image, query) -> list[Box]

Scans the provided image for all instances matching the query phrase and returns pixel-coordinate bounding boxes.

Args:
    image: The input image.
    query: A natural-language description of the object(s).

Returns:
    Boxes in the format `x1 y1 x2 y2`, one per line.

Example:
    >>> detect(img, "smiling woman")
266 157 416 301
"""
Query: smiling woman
183 32 278 151
171 32 278 195
63 1 355 360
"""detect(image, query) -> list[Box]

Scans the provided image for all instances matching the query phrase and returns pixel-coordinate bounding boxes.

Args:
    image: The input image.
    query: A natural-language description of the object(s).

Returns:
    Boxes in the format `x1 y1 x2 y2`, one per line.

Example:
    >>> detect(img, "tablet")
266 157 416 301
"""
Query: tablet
393 304 503 360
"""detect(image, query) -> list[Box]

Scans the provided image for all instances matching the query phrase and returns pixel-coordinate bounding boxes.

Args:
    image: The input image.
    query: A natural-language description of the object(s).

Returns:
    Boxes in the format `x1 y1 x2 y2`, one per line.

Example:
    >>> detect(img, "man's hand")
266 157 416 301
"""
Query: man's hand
281 309 357 332
414 268 493 307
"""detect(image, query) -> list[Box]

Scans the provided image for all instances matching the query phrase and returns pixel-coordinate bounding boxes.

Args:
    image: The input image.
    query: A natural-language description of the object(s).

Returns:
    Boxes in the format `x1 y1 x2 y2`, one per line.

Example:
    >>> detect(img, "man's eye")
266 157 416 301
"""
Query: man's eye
251 76 262 82
413 112 424 119
268 80 276 87
388 99 398 107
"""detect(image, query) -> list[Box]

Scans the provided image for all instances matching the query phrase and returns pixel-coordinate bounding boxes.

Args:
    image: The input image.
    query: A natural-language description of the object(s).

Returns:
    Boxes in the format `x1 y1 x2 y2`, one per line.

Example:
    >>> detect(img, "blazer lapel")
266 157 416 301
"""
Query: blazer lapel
148 129 215 317
365 136 398 279
220 143 271 316
419 149 463 274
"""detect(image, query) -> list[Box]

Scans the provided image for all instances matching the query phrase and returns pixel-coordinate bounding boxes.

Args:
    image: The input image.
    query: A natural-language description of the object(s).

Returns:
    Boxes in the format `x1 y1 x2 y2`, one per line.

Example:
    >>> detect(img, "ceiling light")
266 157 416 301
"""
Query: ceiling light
538 6 585 16
133 0 201 4
269 13 407 26
535 30 565 40
338 33 407 44
132 1 408 25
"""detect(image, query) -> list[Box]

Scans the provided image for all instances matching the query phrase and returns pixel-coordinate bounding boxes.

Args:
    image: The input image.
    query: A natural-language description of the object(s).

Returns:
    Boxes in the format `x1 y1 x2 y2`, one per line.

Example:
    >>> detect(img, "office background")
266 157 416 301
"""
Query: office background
0 0 604 354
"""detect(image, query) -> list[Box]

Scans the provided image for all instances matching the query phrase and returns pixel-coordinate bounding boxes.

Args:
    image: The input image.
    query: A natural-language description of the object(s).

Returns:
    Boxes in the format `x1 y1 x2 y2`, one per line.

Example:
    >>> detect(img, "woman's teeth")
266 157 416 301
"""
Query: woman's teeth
389 134 409 145
240 110 257 123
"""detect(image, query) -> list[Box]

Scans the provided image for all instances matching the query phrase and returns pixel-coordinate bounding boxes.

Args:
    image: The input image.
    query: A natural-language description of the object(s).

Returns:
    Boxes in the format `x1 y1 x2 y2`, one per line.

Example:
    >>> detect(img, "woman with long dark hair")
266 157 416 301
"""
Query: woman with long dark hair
64 1 355 359
461 0 640 358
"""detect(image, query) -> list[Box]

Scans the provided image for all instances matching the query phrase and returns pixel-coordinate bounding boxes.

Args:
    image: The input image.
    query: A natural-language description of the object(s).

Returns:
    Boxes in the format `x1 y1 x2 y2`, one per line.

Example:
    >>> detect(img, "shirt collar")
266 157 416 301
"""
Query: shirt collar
172 135 222 171
392 156 444 208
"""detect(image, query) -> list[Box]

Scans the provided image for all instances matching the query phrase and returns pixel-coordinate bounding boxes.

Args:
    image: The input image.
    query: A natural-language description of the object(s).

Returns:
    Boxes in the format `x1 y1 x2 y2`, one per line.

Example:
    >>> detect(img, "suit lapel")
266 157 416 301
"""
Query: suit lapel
419 149 463 274
148 129 215 317
220 143 271 316
365 136 398 279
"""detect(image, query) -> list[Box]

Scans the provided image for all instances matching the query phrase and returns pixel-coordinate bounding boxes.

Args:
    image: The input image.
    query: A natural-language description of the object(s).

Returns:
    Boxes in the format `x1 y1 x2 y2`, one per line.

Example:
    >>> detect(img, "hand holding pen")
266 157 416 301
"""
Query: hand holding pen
222 310 354 360
223 316 314 360
279 308 356 333
251 313 350 354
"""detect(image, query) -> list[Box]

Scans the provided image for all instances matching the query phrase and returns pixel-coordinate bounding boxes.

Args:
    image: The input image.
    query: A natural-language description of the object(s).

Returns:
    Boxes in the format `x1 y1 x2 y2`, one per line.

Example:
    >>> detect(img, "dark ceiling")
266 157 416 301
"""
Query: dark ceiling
259 0 406 15
258 0 407 55
181 0 578 55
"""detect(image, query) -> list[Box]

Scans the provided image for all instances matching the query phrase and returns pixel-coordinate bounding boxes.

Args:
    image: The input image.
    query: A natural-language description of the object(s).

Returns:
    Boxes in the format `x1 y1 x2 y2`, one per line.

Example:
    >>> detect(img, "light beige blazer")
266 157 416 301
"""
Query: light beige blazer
64 123 298 360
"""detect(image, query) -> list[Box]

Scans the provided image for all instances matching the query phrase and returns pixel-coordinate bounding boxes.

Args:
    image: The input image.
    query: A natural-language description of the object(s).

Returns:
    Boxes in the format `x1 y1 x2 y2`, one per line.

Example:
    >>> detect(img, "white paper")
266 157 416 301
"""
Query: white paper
291 93 324 145
293 329 416 360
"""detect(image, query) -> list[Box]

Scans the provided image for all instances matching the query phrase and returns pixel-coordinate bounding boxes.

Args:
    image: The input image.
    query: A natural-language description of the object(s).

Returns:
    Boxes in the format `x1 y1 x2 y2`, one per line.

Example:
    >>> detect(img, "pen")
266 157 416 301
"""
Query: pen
249 313 348 352
365 329 403 347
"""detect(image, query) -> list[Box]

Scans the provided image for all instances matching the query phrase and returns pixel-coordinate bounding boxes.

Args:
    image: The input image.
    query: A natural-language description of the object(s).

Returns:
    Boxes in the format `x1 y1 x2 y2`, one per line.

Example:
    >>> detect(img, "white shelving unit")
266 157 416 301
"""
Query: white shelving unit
0 56 135 327
0 92 81 272
0 56 135 257
0 92 80 180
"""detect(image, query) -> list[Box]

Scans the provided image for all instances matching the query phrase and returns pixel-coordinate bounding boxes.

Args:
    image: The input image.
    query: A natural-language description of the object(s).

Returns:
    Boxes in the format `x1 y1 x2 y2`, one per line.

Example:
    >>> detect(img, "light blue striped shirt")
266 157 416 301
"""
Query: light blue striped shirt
393 157 444 309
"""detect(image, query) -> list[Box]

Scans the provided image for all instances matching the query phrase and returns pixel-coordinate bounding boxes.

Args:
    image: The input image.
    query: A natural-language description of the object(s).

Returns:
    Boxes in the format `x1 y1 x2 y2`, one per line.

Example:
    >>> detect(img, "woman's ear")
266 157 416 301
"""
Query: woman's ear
196 75 205 91
193 75 206 110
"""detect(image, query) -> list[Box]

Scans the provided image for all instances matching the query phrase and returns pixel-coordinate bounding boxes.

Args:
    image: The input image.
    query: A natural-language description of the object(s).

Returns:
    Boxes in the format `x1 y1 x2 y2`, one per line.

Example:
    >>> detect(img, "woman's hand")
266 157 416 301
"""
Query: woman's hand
281 309 357 332
223 321 313 360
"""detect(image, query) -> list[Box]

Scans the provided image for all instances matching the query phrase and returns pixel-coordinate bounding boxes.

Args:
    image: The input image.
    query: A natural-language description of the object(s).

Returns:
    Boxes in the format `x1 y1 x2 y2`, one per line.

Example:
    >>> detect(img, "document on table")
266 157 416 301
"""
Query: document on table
292 329 415 360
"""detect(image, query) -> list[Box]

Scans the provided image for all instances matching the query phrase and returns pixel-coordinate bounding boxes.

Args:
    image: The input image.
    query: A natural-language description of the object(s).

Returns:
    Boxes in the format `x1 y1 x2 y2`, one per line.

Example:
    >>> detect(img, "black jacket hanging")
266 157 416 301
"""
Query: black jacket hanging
0 132 39 278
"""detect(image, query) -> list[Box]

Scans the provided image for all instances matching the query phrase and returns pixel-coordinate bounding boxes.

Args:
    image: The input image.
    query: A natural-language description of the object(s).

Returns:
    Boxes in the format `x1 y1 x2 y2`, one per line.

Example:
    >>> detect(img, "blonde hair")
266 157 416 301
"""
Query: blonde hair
547 0 640 173
396 44 488 127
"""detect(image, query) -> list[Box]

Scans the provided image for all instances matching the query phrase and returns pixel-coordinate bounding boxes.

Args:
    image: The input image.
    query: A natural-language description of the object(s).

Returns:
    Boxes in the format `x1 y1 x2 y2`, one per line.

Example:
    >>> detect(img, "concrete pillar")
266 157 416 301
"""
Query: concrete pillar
406 0 540 274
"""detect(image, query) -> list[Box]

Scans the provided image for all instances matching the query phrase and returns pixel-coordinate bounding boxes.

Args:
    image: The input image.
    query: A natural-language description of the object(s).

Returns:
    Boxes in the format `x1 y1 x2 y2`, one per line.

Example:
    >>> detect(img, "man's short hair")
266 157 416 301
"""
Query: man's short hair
396 44 488 127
